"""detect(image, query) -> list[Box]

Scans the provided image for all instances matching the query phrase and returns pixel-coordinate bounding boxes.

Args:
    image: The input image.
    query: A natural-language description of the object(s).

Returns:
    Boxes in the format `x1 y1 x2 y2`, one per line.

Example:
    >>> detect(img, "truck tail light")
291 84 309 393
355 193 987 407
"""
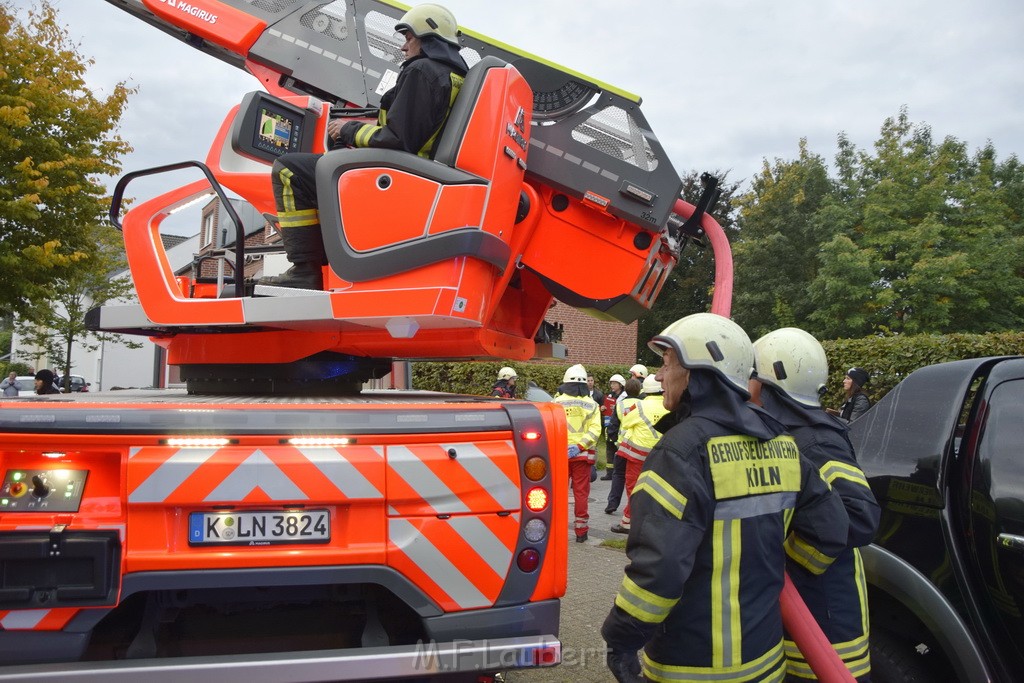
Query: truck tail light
523 456 547 481
516 548 540 572
524 518 547 542
284 437 356 446
525 487 548 512
163 437 233 447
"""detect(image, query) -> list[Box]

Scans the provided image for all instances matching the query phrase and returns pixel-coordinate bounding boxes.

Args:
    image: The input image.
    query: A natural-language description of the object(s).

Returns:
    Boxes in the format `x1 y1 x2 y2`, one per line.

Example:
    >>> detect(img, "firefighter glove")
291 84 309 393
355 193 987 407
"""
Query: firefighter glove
567 445 581 458
606 649 642 683
334 120 364 149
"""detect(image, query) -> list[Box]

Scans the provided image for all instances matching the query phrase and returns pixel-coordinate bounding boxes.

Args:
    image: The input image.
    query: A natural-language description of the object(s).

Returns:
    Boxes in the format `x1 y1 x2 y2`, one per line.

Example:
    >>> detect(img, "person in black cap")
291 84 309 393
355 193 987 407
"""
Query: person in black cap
34 369 61 395
833 367 871 422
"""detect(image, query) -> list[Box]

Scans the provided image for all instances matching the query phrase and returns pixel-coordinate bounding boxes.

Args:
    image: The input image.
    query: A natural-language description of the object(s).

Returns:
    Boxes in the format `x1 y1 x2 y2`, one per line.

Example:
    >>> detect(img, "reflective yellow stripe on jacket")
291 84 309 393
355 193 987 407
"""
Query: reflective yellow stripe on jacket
642 641 786 683
784 547 871 680
618 395 668 461
419 72 464 157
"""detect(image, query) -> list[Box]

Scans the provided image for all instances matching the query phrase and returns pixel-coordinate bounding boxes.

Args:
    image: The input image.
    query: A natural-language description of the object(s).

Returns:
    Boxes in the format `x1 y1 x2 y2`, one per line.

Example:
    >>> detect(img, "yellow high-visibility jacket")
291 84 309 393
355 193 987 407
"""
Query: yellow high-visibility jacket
553 393 601 461
617 394 669 463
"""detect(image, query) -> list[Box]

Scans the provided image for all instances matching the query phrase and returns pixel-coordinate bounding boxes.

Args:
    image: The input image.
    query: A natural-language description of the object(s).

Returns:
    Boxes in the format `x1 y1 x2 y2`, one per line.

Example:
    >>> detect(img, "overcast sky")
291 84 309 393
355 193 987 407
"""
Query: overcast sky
33 0 1024 235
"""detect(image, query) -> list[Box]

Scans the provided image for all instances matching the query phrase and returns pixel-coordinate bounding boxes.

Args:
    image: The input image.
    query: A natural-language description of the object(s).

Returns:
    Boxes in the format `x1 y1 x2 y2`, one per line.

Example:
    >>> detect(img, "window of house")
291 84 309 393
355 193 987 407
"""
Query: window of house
202 212 214 247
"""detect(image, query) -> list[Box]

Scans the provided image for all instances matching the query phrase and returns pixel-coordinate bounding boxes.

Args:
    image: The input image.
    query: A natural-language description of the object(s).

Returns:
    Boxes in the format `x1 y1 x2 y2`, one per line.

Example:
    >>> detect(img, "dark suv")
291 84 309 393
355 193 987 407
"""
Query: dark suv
850 357 1024 682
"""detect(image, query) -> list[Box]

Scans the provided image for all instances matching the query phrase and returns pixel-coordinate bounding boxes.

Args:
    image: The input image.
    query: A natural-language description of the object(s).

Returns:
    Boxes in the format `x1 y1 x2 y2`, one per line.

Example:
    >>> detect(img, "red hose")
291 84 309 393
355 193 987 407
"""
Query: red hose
668 202 848 680
671 199 733 317
780 573 857 683
669 202 851 680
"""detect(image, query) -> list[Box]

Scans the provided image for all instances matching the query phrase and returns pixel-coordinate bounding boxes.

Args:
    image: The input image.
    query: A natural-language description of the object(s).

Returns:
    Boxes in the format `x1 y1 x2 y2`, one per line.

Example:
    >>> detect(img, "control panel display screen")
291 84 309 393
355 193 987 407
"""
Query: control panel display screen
255 106 298 155
234 92 312 162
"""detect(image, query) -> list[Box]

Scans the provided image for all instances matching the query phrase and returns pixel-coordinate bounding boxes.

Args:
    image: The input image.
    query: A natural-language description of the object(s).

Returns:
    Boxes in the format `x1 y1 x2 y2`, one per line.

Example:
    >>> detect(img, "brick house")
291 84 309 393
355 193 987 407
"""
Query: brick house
546 302 640 367
195 197 275 281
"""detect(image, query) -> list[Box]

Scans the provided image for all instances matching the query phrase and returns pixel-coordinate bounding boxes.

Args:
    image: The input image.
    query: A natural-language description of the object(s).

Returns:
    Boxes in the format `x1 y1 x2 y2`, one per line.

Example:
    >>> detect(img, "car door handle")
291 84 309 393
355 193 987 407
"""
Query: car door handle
997 533 1024 555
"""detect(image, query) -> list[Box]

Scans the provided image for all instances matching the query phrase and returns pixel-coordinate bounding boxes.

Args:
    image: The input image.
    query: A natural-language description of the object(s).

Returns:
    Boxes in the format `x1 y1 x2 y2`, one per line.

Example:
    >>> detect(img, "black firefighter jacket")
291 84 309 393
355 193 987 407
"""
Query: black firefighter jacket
337 48 466 159
766 390 880 681
602 402 850 682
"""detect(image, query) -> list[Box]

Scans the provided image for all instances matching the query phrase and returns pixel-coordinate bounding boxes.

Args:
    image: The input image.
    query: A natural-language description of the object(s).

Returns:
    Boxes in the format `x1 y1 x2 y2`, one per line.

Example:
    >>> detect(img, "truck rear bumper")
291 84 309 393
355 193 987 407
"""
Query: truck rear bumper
0 633 561 682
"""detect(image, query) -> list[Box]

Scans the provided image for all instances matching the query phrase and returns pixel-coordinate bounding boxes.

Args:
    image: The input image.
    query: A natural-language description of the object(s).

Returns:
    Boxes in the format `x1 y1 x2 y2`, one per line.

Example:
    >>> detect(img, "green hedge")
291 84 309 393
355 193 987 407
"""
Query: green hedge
412 332 1024 407
820 331 1024 408
412 361 634 398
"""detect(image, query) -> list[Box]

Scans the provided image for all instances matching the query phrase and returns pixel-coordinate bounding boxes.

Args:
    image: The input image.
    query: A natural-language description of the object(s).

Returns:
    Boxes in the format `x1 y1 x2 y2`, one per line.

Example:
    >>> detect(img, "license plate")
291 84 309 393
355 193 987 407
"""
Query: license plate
188 510 330 546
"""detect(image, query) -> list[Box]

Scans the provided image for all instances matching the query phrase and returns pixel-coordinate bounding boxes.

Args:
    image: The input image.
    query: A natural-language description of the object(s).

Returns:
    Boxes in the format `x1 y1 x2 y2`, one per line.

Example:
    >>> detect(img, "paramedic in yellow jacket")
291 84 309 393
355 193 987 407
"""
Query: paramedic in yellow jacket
553 363 602 543
601 313 850 683
610 374 670 535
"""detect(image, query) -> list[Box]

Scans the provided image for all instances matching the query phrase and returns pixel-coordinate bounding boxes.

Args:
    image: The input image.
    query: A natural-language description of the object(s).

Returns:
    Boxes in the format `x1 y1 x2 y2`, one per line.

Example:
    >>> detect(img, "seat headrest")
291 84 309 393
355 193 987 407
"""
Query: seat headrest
433 55 508 166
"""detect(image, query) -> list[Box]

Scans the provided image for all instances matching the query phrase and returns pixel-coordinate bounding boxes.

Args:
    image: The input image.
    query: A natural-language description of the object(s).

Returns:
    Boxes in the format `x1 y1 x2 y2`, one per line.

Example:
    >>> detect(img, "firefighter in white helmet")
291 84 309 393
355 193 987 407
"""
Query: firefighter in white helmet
490 366 517 399
553 363 602 543
605 366 640 500
599 373 628 483
612 362 649 424
602 313 849 683
609 374 669 535
610 364 648 455
751 328 880 681
606 376 642 513
259 3 468 289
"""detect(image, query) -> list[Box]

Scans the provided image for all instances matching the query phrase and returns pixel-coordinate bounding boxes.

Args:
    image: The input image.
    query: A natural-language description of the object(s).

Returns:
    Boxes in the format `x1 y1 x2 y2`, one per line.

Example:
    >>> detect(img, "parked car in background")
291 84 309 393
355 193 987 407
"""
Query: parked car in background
524 380 553 403
13 376 35 394
6 375 90 394
60 375 90 392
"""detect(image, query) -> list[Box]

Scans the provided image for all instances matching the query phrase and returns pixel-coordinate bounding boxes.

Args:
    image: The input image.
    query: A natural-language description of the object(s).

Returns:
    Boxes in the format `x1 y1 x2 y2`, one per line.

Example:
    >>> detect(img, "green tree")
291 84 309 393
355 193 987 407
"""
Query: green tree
992 151 1024 237
0 310 12 363
19 225 140 389
729 108 1024 340
0 1 132 315
731 140 838 338
637 170 741 365
809 109 1024 335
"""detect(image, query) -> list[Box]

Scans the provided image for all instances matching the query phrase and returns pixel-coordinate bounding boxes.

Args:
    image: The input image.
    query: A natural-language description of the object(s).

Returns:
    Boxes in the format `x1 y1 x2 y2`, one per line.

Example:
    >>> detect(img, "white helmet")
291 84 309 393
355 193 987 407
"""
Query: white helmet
609 373 626 386
648 312 754 397
629 364 648 379
394 3 461 45
752 328 828 407
497 366 517 381
562 364 588 384
641 375 663 394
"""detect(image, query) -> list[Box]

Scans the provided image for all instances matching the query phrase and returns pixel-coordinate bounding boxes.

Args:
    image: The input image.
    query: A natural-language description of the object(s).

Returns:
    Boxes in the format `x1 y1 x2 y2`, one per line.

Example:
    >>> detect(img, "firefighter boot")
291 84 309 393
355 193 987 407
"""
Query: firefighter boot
259 225 325 290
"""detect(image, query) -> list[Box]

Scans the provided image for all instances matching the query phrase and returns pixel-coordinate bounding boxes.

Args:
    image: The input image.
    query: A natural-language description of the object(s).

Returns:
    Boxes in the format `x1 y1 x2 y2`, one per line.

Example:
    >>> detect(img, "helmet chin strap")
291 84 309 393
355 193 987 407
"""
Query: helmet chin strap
687 370 782 441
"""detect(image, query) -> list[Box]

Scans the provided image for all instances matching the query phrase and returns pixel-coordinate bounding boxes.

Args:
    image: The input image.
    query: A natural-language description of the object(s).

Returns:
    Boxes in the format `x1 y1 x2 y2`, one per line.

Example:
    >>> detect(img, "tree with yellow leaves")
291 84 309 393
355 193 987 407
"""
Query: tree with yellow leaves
0 1 133 314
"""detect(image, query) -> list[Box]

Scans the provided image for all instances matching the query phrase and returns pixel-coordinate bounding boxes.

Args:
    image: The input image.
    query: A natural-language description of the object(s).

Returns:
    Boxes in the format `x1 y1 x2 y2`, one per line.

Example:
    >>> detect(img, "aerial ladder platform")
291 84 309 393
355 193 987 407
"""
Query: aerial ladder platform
88 0 727 393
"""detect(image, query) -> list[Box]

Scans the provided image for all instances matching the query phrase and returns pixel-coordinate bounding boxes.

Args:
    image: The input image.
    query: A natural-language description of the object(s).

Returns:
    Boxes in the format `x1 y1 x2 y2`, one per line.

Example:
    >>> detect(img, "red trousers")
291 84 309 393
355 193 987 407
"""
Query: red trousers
620 457 644 526
569 458 592 538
